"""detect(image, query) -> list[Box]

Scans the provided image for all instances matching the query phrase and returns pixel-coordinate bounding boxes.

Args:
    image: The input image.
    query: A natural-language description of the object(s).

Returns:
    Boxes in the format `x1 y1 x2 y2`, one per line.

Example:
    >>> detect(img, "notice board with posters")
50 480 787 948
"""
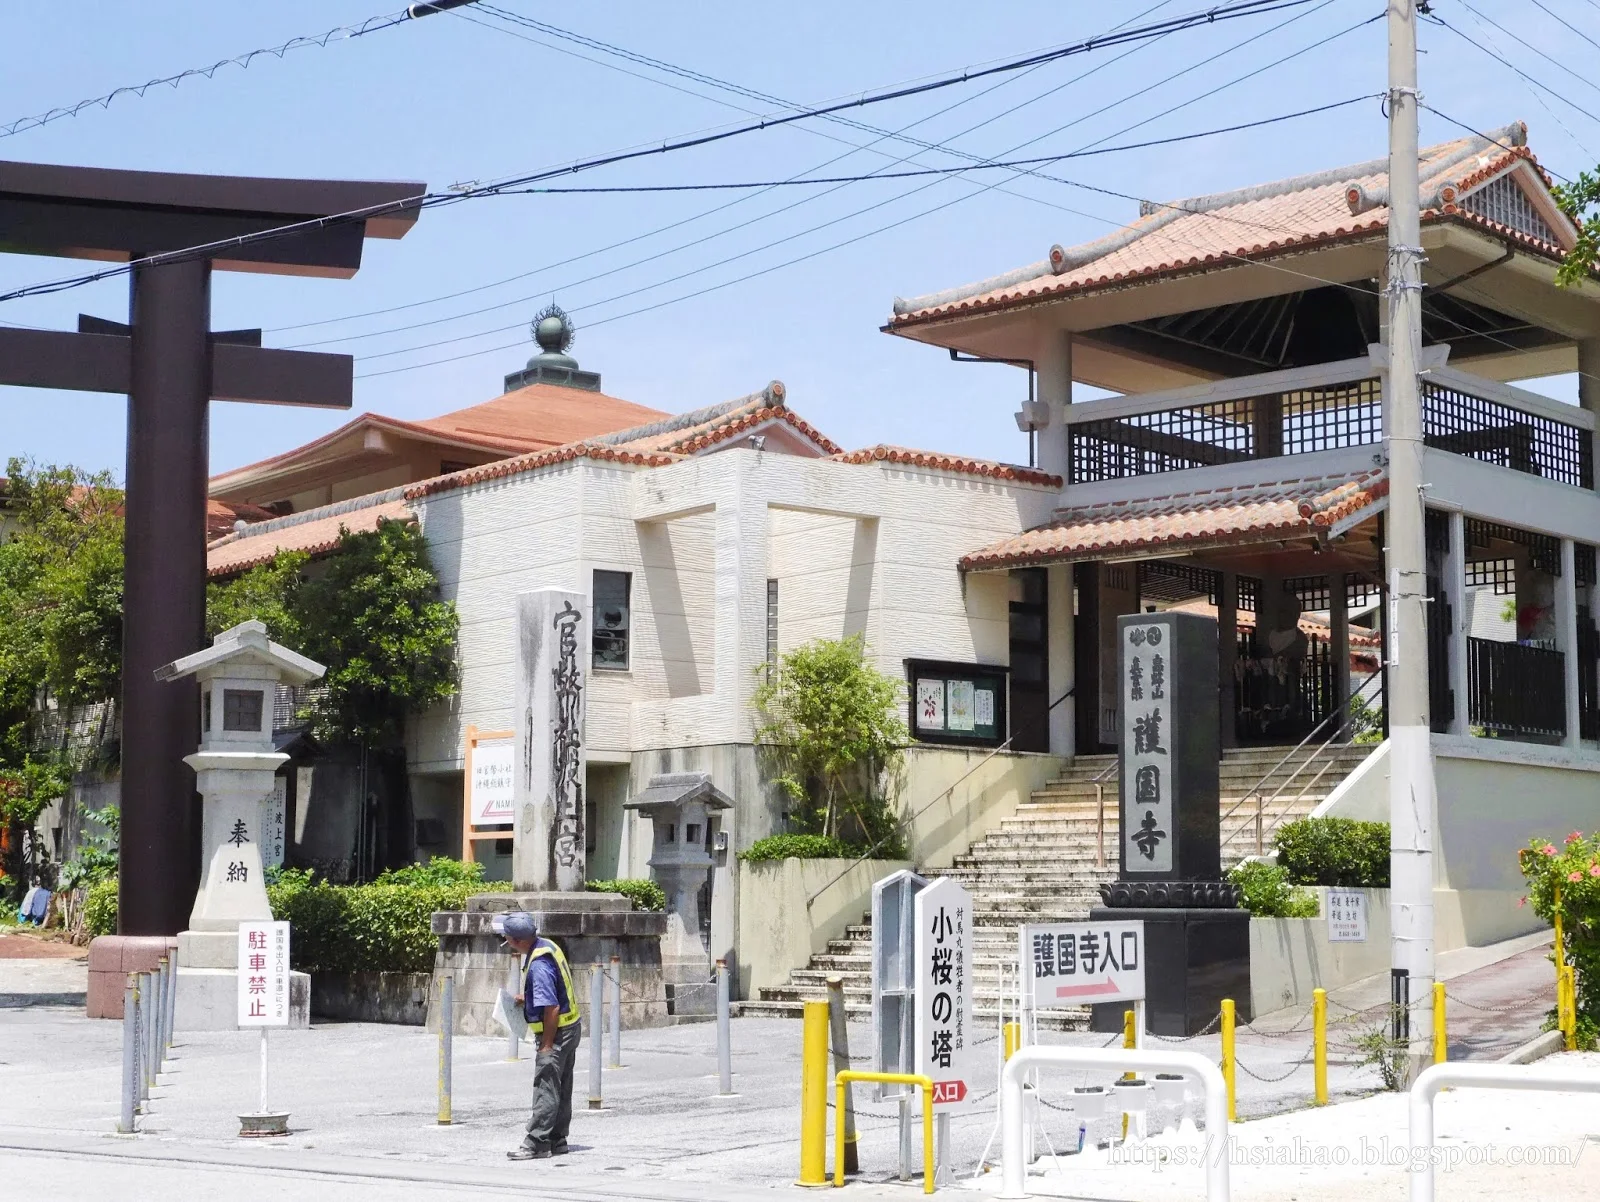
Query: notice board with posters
905 659 1007 749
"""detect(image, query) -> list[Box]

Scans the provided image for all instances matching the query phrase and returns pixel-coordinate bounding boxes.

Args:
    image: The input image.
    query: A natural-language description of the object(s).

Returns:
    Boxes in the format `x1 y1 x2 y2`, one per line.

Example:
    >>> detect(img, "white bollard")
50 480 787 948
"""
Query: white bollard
1000 1047 1228 1202
716 958 732 1096
608 956 622 1070
1409 1062 1600 1202
119 977 138 1133
589 965 604 1109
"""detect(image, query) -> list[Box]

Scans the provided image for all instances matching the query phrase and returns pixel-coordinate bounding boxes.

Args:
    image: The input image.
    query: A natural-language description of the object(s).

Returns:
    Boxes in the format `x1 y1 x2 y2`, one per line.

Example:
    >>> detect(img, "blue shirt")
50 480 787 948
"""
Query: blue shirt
522 939 569 1021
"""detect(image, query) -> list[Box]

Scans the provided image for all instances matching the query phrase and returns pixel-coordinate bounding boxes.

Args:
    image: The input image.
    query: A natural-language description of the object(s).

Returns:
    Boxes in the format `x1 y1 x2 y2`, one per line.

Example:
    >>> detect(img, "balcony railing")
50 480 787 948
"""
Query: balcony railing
1467 637 1566 740
1065 355 1595 488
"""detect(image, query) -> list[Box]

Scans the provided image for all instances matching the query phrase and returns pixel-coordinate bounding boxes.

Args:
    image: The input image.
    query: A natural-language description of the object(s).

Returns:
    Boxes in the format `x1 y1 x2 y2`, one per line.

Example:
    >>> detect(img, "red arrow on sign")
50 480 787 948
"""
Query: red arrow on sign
932 1080 967 1104
1054 975 1124 999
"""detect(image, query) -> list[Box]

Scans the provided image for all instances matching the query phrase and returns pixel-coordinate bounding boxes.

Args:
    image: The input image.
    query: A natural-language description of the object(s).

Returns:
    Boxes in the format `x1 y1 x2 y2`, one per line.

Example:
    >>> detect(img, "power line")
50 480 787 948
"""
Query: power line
1428 11 1600 139
357 9 1374 376
1417 103 1571 184
0 0 1329 307
319 0 1345 357
1526 0 1600 56
0 3 470 141
1453 0 1600 105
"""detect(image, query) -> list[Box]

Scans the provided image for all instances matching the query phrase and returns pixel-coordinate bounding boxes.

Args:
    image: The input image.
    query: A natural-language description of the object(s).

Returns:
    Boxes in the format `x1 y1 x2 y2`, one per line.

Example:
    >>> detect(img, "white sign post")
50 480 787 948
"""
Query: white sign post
915 878 974 1186
470 740 516 826
1019 920 1146 1035
1326 890 1368 942
238 920 291 1132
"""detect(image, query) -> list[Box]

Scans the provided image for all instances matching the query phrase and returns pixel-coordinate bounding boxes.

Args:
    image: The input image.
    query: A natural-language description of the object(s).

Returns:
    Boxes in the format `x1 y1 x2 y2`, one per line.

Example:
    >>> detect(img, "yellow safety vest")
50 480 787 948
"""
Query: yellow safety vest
523 940 582 1035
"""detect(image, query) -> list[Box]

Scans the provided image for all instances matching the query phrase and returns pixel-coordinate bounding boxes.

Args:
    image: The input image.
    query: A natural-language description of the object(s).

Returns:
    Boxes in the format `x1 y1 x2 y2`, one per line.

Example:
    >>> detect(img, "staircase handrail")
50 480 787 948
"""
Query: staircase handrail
1218 667 1384 856
1090 756 1117 869
805 687 1074 910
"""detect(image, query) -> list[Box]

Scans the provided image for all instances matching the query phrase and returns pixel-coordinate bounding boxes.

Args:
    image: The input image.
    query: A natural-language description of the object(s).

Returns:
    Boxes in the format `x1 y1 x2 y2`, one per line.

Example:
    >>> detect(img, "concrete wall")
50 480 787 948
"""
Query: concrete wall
1249 887 1392 1015
1311 736 1600 948
736 856 910 997
900 746 1067 872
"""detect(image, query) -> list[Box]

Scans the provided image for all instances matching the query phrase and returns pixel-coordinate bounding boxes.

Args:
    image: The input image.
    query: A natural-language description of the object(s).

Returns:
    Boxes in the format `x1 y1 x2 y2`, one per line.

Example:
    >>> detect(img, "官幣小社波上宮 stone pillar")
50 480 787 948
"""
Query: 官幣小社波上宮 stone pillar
513 589 588 892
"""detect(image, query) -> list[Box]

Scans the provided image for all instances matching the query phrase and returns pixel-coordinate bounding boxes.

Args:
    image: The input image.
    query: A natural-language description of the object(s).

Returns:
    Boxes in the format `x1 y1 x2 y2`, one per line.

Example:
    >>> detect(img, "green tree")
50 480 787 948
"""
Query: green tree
206 549 308 644
290 520 459 747
752 634 907 846
1556 171 1600 288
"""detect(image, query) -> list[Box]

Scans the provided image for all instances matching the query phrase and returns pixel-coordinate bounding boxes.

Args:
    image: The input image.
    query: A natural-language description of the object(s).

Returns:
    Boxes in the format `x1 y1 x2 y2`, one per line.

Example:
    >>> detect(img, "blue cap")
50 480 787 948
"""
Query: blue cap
502 912 537 940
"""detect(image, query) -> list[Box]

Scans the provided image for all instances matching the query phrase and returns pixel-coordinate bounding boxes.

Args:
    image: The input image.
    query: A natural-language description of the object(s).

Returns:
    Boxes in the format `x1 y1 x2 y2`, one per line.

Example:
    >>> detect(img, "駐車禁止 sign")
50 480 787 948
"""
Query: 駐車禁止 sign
237 920 291 1027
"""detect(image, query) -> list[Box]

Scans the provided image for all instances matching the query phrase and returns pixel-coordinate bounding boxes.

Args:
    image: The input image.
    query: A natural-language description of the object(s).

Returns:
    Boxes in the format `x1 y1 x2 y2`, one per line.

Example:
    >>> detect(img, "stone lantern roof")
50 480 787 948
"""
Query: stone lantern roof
153 619 324 687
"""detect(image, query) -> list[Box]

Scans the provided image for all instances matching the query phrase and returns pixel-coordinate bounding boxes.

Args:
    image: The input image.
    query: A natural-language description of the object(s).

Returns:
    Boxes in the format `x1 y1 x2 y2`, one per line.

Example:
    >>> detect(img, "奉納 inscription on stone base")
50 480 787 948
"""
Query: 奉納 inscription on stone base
512 589 587 892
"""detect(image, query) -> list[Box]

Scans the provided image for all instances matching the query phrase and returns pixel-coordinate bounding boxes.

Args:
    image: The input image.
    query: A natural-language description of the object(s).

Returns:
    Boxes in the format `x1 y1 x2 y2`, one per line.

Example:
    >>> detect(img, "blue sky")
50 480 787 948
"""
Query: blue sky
1 0 1592 479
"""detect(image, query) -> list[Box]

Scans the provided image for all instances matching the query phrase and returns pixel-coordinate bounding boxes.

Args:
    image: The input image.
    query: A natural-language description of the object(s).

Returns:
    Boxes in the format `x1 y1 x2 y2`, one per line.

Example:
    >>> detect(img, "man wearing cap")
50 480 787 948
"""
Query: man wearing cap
502 912 582 1160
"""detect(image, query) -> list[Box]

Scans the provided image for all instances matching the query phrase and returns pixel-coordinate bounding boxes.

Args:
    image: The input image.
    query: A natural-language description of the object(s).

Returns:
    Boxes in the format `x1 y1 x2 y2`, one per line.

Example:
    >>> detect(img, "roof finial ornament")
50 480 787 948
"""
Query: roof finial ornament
532 301 575 357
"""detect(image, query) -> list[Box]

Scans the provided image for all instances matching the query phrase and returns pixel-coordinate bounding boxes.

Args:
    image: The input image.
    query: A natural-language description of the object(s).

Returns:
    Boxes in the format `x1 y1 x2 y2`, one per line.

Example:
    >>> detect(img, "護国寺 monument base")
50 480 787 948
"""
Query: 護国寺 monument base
1087 905 1252 1036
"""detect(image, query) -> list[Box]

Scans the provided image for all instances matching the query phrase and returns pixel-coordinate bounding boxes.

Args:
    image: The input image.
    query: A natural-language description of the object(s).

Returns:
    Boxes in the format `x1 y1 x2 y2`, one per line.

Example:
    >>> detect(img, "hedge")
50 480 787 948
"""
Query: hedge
739 834 865 863
84 876 118 938
1275 817 1390 887
1227 860 1318 918
585 878 665 912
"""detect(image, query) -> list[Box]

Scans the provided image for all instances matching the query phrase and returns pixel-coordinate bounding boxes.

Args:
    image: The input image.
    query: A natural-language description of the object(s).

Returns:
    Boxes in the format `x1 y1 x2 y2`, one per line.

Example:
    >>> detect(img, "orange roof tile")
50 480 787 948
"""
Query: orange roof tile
831 445 1061 487
891 121 1578 327
206 498 276 540
410 382 668 452
207 497 411 577
959 469 1387 571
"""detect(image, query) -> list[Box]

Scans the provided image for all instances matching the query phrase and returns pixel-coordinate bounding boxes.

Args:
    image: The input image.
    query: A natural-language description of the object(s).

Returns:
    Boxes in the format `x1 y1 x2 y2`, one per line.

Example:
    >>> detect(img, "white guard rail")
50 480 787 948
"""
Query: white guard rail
1409 1061 1600 1202
1000 1047 1228 1202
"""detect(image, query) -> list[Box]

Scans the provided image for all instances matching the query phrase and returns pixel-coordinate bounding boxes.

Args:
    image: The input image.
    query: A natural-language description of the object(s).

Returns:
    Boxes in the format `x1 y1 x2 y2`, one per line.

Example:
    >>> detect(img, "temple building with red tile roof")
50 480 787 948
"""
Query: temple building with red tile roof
881 118 1600 952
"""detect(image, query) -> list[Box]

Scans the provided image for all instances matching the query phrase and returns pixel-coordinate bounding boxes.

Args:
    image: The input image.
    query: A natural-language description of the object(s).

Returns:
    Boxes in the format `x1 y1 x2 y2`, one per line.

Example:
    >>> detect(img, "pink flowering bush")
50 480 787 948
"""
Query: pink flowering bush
1518 832 1600 1048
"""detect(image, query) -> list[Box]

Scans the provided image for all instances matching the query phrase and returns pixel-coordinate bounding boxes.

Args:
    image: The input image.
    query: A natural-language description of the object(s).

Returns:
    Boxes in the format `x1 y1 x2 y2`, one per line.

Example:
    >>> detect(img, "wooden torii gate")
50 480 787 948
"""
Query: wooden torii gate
0 160 425 935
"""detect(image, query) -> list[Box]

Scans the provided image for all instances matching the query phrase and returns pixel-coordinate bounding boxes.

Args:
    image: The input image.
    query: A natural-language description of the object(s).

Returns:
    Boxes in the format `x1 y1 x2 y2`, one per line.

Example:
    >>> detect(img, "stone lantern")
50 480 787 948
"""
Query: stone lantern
624 772 731 1012
154 619 324 1029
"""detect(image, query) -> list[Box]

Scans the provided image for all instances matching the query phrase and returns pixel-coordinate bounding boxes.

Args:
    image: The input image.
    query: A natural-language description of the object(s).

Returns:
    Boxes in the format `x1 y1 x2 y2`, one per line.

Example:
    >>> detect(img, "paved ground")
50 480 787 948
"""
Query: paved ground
0 926 1579 1200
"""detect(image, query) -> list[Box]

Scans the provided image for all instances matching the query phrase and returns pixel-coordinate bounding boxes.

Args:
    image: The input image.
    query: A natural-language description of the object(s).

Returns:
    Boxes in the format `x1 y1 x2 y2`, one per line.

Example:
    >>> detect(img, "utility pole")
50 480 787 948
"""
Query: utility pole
1385 0 1436 1077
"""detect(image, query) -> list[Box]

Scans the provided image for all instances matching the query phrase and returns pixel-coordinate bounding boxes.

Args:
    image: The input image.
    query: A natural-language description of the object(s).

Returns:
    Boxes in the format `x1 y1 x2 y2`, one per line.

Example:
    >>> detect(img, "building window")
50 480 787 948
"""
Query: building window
223 688 264 732
766 578 779 674
593 569 631 670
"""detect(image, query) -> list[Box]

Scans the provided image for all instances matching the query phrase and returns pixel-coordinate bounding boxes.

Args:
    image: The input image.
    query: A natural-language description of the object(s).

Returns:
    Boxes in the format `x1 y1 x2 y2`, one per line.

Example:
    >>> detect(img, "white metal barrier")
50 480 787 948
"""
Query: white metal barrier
1408 1061 1600 1202
999 1046 1229 1202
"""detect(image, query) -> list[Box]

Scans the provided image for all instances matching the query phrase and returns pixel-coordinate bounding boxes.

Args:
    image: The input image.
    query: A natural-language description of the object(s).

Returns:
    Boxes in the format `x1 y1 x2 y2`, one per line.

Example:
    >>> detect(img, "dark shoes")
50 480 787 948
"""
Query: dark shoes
552 1143 570 1156
508 1147 551 1161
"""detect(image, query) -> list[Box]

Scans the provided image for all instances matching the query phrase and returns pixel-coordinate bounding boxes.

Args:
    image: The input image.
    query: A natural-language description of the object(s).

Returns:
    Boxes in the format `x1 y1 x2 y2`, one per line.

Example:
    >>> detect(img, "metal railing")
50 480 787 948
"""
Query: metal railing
1467 636 1566 740
1219 669 1383 858
1090 758 1119 869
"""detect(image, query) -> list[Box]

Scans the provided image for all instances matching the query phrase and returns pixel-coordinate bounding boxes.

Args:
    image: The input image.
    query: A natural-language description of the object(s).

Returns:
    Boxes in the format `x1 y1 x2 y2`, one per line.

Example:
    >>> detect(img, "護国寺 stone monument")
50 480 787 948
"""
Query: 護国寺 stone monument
1090 610 1252 1036
152 621 323 1029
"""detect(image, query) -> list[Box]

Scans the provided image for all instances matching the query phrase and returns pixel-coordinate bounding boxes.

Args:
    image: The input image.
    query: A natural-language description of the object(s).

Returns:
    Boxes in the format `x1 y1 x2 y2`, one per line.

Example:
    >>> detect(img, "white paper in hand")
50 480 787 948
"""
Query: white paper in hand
492 987 528 1040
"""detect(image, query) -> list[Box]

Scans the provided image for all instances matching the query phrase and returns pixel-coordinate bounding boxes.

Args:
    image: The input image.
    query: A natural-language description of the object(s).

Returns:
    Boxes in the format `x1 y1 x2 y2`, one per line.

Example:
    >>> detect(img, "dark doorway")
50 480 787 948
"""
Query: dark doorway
1009 569 1049 752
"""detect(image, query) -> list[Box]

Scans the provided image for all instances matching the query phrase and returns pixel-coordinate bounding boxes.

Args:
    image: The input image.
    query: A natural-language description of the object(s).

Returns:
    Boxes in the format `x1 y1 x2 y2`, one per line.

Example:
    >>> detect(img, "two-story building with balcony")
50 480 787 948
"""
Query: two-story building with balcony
885 119 1599 950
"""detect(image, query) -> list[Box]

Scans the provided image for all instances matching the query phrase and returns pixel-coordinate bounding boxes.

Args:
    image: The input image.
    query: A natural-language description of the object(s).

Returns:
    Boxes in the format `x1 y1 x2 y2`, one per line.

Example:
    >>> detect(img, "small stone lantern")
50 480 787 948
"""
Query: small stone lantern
155 620 323 1028
624 772 731 1011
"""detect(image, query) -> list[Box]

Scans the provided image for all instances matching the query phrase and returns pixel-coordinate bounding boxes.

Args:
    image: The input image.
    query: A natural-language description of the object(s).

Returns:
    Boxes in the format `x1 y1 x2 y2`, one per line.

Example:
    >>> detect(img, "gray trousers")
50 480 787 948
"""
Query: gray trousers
523 1019 581 1150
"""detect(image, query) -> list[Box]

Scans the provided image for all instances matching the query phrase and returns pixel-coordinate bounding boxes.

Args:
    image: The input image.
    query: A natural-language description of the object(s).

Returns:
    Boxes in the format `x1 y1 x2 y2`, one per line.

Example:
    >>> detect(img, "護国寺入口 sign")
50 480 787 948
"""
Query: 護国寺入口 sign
1018 920 1145 1007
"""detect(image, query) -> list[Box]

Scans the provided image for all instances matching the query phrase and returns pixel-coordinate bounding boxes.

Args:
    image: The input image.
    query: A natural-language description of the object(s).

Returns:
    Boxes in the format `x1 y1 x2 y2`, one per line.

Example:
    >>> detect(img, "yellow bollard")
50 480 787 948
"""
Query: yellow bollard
1221 999 1237 1123
1434 982 1451 1062
1003 1021 1021 1062
1313 988 1328 1105
1562 966 1579 1052
797 999 830 1187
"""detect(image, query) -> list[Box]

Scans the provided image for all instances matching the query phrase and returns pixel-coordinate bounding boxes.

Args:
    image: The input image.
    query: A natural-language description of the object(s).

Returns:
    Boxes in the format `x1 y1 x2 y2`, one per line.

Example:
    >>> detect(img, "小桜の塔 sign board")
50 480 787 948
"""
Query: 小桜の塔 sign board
1115 612 1220 882
1018 920 1145 1007
1326 890 1368 942
905 659 1007 748
237 920 291 1027
470 738 516 827
914 878 975 1108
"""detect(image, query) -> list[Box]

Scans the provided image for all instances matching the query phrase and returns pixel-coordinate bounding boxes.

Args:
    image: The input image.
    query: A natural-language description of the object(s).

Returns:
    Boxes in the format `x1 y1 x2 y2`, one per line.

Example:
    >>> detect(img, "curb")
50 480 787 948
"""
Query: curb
1497 1029 1564 1064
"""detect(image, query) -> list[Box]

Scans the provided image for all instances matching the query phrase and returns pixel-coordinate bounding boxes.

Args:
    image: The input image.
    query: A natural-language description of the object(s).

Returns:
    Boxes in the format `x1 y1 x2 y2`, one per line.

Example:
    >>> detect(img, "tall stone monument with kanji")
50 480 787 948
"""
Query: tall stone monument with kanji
1091 611 1251 1035
512 588 588 892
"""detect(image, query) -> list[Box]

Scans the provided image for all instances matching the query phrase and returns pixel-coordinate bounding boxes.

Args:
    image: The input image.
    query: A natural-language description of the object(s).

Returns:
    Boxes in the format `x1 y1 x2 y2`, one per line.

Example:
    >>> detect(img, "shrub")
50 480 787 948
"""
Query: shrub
83 875 118 937
1227 860 1319 918
375 857 486 889
739 833 863 864
1517 832 1600 1049
585 878 665 912
268 879 477 975
1275 817 1390 887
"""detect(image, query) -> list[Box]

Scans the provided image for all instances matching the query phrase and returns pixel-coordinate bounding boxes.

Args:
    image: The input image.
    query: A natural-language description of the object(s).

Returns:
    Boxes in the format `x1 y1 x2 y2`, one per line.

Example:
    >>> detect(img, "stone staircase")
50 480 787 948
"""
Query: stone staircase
741 741 1374 1024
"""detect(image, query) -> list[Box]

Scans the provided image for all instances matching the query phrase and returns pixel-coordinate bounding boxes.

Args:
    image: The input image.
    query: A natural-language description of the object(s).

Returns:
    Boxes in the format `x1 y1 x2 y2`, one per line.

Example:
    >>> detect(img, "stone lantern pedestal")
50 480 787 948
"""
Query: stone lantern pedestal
154 621 323 1030
624 772 731 1017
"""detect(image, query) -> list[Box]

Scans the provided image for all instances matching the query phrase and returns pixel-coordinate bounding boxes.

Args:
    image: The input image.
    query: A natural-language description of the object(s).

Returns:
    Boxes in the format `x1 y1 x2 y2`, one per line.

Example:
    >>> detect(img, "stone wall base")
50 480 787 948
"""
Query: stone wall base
86 935 179 1019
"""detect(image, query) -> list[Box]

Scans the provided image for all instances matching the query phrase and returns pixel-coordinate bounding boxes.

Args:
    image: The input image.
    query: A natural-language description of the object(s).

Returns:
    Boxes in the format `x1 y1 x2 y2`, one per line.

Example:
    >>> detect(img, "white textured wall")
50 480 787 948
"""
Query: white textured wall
408 446 1058 769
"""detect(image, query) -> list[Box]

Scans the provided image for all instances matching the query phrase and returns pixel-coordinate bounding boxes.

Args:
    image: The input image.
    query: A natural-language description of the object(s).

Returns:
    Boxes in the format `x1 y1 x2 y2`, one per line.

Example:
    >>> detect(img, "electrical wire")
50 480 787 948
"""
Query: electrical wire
0 0 1329 308
356 8 1375 375
1454 0 1600 105
1428 11 1600 138
1526 0 1600 56
0 6 421 140
333 0 1351 359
